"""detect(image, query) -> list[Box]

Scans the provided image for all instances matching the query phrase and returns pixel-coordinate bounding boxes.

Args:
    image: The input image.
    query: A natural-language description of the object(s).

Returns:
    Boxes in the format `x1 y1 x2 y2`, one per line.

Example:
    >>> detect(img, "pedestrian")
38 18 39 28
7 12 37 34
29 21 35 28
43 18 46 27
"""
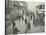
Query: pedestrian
27 22 31 30
19 16 21 21
13 27 20 34
25 19 27 25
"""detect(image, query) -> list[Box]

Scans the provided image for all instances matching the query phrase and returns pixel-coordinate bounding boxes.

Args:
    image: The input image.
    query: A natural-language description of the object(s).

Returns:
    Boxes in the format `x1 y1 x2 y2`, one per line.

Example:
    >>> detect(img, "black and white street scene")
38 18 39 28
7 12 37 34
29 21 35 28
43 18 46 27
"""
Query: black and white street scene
5 0 45 35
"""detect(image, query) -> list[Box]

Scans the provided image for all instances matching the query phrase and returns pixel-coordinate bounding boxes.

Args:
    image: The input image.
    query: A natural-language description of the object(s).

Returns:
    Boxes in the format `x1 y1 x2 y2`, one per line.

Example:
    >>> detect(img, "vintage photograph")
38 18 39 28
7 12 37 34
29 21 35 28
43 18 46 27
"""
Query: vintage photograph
5 0 45 35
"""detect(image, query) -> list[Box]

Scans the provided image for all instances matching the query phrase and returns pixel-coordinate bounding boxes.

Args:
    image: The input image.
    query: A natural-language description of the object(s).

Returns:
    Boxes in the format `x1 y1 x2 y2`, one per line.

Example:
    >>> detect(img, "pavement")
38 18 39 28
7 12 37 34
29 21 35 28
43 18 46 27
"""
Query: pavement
6 19 45 34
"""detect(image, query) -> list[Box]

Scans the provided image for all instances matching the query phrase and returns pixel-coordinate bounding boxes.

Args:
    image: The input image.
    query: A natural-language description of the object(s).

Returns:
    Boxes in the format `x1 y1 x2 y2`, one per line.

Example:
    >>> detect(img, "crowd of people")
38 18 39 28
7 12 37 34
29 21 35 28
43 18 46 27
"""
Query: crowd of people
13 12 33 34
13 11 45 34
